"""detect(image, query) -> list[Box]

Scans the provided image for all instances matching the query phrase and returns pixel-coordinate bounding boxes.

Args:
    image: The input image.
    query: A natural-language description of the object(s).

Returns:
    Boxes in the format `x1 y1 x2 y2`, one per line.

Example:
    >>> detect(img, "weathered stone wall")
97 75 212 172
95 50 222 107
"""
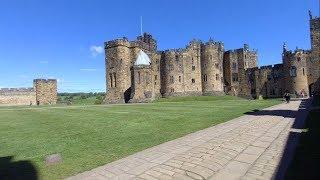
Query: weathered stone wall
105 34 160 103
201 41 225 95
0 88 36 106
223 45 257 98
183 41 203 95
160 50 185 97
105 39 132 103
309 16 320 95
129 65 155 103
34 79 57 105
283 50 310 96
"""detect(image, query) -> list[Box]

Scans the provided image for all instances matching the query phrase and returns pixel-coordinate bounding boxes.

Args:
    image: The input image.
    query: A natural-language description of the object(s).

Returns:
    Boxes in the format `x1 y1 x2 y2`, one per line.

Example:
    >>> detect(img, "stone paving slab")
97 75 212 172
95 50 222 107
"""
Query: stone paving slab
68 100 309 180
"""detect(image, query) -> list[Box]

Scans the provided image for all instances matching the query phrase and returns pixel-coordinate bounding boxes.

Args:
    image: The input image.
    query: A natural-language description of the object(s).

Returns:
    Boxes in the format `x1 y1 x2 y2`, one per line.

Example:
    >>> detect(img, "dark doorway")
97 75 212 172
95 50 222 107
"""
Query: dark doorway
309 83 314 96
124 87 132 103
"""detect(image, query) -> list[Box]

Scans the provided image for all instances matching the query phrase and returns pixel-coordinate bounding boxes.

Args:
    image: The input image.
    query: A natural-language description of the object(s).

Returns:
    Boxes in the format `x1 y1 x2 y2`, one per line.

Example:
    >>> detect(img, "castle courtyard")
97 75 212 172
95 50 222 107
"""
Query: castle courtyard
0 96 284 179
69 99 310 180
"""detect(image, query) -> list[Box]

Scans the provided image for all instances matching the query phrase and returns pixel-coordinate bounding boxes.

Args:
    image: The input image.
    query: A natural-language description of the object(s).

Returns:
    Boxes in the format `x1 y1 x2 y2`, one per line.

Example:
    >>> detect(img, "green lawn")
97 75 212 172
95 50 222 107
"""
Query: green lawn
0 96 282 179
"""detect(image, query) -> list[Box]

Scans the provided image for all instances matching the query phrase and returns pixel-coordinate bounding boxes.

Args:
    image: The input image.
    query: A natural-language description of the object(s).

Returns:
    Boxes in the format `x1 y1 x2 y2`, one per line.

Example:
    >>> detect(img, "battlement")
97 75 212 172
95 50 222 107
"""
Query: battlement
225 44 257 54
33 79 57 83
0 87 34 93
260 65 273 70
274 63 284 69
105 38 131 48
283 49 311 56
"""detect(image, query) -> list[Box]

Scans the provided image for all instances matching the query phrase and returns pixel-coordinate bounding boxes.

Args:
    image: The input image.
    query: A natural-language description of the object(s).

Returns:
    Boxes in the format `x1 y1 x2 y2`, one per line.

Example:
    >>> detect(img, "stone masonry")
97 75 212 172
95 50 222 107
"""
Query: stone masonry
0 79 58 106
104 12 320 103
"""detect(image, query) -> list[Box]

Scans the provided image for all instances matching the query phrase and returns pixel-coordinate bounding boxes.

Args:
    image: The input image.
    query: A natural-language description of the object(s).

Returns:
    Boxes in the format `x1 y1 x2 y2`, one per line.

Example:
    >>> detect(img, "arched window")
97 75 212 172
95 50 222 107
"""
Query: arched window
290 66 297 77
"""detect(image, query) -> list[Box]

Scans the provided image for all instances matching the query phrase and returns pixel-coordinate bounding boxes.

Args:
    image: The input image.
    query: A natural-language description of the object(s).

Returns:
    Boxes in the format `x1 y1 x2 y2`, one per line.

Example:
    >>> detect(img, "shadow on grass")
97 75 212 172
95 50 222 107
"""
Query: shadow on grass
0 156 38 180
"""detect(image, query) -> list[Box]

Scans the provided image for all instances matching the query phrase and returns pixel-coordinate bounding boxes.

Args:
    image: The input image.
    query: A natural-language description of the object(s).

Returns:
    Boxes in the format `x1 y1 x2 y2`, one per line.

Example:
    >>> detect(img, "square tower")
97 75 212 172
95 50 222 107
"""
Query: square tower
310 13 320 52
33 79 57 105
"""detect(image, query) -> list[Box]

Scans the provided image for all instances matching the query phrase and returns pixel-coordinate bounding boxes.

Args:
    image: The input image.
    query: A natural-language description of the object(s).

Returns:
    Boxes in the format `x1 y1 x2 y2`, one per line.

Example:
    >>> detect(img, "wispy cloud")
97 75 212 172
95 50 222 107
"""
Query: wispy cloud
80 68 97 72
39 60 49 64
18 75 28 79
90 45 104 57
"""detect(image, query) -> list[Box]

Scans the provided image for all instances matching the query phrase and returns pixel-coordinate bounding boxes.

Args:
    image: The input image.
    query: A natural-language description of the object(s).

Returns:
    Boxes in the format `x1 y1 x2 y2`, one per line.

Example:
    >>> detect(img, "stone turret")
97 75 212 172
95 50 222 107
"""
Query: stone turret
33 79 57 105
201 40 225 95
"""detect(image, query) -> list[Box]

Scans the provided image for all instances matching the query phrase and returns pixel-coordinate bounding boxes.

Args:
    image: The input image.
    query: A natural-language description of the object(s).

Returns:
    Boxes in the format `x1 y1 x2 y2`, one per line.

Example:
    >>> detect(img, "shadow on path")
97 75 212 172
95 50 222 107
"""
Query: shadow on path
245 99 319 179
281 97 320 180
0 156 38 180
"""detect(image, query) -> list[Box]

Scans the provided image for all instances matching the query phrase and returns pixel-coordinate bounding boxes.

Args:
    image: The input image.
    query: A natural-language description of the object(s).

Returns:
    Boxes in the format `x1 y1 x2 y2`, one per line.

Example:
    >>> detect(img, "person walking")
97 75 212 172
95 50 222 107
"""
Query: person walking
284 91 291 103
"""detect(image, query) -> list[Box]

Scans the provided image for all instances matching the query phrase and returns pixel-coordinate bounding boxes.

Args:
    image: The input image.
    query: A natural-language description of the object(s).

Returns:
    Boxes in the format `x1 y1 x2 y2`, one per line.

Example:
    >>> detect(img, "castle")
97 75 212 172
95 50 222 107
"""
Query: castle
0 79 58 106
105 12 320 103
104 11 320 103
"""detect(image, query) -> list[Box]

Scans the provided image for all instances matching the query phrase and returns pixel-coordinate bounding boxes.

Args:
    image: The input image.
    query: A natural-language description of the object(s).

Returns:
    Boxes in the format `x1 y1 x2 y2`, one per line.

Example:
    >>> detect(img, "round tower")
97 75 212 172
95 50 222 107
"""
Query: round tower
283 50 310 97
201 41 225 95
160 50 184 97
105 38 132 103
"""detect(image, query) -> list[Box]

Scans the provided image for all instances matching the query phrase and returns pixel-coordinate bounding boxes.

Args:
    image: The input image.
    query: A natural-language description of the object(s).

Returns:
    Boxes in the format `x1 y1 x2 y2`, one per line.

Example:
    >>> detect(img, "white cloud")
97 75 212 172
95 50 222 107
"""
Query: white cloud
80 68 97 72
90 45 104 57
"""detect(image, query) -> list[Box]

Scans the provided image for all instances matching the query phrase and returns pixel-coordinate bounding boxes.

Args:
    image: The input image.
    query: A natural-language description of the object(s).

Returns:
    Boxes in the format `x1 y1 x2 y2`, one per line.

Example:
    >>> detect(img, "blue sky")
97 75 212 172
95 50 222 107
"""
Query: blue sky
0 0 318 92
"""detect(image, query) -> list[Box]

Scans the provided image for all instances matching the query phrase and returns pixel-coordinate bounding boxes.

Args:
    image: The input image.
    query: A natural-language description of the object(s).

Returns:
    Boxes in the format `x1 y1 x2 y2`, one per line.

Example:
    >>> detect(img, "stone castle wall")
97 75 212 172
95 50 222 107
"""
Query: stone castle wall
201 41 225 95
105 34 160 103
0 79 57 106
0 88 36 106
283 50 310 96
223 45 258 97
105 12 320 102
130 65 155 103
34 79 58 105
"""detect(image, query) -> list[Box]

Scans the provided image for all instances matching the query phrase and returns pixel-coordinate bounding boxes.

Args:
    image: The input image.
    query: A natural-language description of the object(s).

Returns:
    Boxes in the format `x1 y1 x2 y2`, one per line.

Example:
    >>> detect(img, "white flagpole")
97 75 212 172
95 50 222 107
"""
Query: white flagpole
140 16 143 36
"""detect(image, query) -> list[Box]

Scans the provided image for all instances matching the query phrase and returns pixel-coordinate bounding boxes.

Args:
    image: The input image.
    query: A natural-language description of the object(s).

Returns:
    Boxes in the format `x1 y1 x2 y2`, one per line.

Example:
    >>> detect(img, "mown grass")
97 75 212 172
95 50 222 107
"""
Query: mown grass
0 96 282 179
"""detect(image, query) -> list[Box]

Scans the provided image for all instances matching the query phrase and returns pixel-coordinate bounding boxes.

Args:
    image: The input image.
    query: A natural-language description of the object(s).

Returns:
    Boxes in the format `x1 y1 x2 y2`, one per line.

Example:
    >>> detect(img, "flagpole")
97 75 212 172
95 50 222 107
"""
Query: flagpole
140 16 143 36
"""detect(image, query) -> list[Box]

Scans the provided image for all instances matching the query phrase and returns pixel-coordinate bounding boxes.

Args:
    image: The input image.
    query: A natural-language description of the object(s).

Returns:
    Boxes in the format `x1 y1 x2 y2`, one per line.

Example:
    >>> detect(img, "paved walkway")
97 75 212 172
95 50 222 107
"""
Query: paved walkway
68 99 310 180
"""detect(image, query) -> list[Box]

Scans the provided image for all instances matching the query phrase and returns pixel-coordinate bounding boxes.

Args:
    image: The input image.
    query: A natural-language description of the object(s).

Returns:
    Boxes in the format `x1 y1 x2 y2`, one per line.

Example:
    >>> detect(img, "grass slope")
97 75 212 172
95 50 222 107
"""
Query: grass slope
0 96 281 179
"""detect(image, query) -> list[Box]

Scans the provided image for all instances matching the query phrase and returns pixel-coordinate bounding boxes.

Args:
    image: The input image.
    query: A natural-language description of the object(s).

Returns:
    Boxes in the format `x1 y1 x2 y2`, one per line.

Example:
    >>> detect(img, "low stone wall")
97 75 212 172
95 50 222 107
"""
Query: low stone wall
0 88 36 106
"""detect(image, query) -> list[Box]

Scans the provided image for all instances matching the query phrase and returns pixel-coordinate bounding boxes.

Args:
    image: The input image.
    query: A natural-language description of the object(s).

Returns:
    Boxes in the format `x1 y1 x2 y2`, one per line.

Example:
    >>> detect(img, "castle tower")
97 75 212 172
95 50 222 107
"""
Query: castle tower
223 44 258 97
200 40 225 95
310 11 320 53
33 79 57 105
309 10 320 95
129 51 155 103
182 40 203 96
282 49 310 96
160 50 185 97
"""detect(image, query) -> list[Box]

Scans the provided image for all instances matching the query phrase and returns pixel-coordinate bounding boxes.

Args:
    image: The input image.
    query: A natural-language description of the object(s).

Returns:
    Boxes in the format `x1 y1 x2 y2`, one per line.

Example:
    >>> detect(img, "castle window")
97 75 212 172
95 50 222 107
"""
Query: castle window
113 73 117 87
192 57 194 64
155 75 157 80
169 64 174 71
297 57 301 61
192 79 195 83
175 55 179 61
215 63 219 69
170 88 175 93
192 66 196 71
138 72 141 84
303 68 305 76
179 76 182 83
109 73 113 87
232 62 237 70
203 74 208 82
290 66 297 77
170 76 174 83
146 74 150 84
232 73 238 82
216 74 219 81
